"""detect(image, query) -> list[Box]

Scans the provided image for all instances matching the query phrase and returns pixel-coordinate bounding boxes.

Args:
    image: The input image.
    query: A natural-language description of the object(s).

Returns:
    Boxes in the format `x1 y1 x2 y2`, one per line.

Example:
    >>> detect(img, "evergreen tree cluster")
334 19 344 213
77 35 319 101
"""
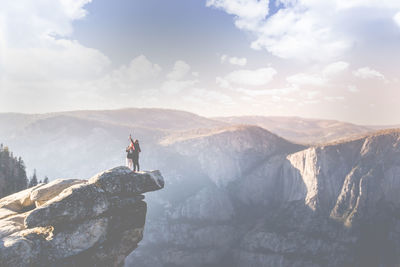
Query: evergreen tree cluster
0 144 49 198
0 144 28 198
26 170 49 187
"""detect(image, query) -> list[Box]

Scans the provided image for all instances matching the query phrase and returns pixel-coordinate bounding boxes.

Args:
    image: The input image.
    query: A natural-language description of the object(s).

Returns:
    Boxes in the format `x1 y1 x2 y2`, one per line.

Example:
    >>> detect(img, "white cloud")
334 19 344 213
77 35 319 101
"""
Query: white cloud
207 0 400 62
348 85 359 93
86 56 202 109
161 80 198 94
0 2 203 113
285 61 348 89
216 77 231 89
208 0 350 61
334 0 400 10
0 0 115 112
0 1 92 45
251 6 350 61
0 3 109 80
353 67 386 80
0 0 220 115
306 90 321 100
220 54 247 66
5 39 110 82
166 60 191 80
394 12 400 27
206 0 269 22
323 61 349 76
324 96 345 102
220 54 228 63
229 57 247 66
162 60 198 94
287 73 326 87
97 55 161 90
235 86 298 96
219 67 277 87
60 0 93 19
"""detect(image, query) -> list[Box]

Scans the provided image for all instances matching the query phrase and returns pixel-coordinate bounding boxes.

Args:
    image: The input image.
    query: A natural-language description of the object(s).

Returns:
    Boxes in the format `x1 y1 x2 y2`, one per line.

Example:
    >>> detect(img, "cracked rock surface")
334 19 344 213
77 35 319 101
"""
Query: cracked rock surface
0 166 164 267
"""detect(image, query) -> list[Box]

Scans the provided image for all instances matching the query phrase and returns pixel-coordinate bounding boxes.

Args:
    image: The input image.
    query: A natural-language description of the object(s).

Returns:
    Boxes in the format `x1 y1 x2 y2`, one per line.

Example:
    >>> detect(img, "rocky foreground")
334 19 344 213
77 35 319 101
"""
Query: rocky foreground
0 167 164 267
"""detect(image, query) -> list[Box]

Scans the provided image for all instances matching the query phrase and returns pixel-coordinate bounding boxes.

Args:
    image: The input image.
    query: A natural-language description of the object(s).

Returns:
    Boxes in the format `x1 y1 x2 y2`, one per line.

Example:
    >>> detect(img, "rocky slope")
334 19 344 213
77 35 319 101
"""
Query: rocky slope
127 129 400 267
0 167 164 267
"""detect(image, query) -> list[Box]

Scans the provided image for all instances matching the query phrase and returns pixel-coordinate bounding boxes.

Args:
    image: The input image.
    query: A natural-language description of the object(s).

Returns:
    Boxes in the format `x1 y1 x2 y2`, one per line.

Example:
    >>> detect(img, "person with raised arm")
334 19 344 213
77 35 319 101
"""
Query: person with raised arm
125 134 135 170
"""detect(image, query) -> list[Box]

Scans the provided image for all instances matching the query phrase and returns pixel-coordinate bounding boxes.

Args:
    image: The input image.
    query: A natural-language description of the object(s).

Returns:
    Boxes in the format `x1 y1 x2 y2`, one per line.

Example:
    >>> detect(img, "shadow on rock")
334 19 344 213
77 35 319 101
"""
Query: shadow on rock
0 166 164 267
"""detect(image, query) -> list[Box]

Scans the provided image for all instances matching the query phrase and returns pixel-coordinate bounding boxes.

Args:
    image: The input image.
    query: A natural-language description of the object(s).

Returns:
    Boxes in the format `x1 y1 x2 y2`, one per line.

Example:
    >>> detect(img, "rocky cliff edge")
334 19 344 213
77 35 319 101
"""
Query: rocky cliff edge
0 166 164 267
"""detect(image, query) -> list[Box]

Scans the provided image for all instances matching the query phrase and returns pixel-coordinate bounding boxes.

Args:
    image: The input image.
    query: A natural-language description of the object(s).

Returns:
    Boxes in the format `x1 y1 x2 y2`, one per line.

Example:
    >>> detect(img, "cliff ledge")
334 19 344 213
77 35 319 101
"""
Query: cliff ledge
0 166 164 267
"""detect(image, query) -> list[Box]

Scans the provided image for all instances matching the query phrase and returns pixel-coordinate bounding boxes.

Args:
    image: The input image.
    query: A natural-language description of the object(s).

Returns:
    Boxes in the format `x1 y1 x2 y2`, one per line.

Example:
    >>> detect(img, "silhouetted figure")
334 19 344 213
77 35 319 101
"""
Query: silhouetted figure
126 135 134 171
132 139 141 172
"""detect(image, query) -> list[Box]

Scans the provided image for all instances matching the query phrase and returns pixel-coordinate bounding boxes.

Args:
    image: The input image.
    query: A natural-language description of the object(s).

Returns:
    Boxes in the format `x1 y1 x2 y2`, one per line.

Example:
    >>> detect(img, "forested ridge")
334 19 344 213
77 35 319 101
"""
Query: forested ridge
0 144 46 198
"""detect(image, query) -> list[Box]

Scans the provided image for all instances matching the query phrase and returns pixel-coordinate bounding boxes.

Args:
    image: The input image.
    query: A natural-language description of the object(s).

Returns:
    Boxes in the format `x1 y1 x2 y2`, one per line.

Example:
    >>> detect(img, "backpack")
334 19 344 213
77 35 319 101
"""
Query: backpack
126 146 135 159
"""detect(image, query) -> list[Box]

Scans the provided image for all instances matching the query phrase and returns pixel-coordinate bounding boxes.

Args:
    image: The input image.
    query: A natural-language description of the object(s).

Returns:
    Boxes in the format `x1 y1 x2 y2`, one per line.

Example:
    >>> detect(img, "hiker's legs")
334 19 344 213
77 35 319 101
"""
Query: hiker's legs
135 161 139 171
133 156 139 172
127 158 133 170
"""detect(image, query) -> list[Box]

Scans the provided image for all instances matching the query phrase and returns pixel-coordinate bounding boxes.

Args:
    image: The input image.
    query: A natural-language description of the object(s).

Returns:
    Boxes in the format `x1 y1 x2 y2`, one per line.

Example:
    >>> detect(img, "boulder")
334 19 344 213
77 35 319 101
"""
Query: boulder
0 213 26 239
24 182 109 228
0 166 164 266
48 217 109 260
89 166 164 195
0 184 44 219
30 179 85 206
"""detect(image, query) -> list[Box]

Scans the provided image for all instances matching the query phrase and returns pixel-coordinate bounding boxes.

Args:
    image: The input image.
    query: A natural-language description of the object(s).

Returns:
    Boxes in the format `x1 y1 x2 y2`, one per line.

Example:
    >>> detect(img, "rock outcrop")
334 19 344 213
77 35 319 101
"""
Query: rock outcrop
0 166 164 267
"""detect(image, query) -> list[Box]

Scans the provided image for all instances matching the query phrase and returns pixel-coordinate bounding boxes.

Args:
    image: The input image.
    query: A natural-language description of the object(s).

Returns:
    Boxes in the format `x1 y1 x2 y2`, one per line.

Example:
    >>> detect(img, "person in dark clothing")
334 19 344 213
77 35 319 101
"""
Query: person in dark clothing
126 135 135 170
132 139 141 172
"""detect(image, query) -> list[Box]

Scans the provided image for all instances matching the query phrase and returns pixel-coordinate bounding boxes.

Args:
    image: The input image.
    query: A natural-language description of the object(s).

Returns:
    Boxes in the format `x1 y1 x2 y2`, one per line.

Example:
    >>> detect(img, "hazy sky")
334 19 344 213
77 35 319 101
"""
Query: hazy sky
1 0 400 124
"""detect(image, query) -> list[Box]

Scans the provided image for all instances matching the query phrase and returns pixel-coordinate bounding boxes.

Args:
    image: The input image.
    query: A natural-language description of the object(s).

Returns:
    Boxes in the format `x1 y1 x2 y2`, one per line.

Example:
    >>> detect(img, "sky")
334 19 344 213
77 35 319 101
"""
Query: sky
0 0 399 125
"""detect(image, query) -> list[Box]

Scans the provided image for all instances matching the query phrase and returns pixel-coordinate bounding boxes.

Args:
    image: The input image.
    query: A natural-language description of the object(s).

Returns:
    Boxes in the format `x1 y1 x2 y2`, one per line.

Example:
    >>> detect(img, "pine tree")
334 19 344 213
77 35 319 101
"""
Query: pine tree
17 157 28 189
43 176 49 184
28 169 38 188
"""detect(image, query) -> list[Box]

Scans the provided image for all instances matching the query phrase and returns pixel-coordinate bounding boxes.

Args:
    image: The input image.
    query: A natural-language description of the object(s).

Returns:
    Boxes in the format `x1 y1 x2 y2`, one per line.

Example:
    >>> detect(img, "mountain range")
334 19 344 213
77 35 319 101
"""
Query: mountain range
0 108 399 267
1 108 396 178
213 115 399 144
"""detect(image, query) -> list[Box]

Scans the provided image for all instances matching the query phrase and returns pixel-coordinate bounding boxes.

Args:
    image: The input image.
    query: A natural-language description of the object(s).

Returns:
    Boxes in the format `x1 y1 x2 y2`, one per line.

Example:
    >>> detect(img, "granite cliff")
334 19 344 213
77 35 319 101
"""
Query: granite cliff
0 167 164 267
128 129 400 267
